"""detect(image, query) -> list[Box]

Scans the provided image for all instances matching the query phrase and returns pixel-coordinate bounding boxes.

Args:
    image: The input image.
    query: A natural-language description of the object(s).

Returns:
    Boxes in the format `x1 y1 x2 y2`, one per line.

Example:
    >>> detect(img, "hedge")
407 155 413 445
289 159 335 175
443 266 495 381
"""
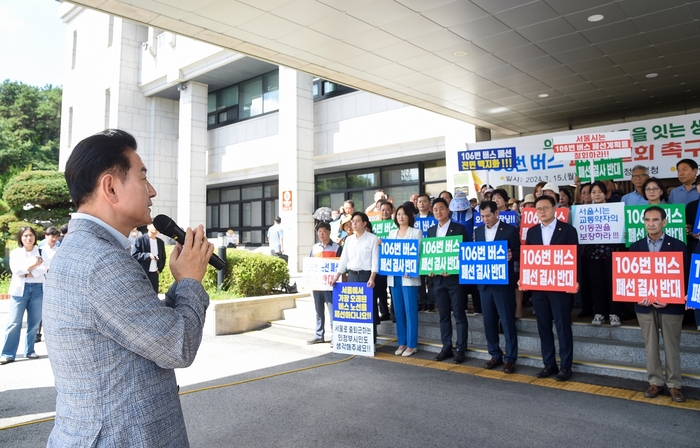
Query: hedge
158 247 289 298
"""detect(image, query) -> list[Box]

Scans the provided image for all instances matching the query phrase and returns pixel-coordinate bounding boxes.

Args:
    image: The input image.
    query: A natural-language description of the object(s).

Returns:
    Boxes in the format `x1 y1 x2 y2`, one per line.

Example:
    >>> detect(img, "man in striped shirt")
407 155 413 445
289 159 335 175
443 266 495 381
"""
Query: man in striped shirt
308 222 343 344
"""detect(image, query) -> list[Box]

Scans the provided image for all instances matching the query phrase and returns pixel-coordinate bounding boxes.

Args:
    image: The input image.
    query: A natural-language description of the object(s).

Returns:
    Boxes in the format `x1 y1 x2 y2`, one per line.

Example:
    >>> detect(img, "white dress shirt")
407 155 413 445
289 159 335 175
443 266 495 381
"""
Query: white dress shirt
541 220 558 246
484 220 500 242
436 220 450 237
338 231 379 273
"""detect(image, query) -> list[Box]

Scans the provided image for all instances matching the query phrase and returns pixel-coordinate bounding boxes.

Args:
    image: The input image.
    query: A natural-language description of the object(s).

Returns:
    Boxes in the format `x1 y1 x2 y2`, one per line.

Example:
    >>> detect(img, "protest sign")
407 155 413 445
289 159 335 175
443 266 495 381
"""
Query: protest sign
520 208 570 242
686 253 700 310
553 131 631 161
474 210 518 228
571 203 625 244
625 204 685 247
612 253 685 304
372 219 397 238
414 216 437 237
419 236 462 275
332 283 374 356
519 245 577 292
458 147 516 171
302 257 339 291
575 158 624 182
459 241 509 285
379 239 420 277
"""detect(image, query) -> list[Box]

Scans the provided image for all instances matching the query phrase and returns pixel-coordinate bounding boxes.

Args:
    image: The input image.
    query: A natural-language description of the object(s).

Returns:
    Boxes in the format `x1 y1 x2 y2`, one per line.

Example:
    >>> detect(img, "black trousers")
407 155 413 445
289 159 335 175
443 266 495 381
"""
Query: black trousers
375 274 390 318
147 271 159 293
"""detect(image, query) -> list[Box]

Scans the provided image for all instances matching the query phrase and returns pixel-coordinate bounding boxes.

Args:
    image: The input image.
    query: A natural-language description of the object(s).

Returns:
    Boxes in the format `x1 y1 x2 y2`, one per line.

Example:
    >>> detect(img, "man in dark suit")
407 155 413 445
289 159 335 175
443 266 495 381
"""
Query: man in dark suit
133 223 167 292
630 206 688 403
428 198 470 364
523 195 579 382
475 201 520 374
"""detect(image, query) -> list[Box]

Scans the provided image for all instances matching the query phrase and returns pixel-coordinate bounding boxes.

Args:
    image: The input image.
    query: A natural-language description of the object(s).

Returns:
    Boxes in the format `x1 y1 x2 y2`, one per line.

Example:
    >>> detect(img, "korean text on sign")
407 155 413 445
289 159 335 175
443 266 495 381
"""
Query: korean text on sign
519 208 570 243
612 253 685 304
553 131 632 161
379 239 420 278
474 210 518 228
459 241 509 285
414 216 438 237
332 283 374 357
519 245 577 292
572 203 625 244
302 257 339 291
419 236 462 275
373 219 397 238
624 204 686 247
685 254 700 310
575 158 624 182
458 147 516 171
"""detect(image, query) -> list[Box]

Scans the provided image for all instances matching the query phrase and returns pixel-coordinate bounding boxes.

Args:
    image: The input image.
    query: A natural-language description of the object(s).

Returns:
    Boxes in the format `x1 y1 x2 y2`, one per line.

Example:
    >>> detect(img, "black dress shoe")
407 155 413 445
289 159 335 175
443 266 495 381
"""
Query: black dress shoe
380 315 391 322
453 350 466 364
555 368 572 382
535 365 559 378
435 349 454 361
503 362 516 374
484 358 504 369
307 338 325 345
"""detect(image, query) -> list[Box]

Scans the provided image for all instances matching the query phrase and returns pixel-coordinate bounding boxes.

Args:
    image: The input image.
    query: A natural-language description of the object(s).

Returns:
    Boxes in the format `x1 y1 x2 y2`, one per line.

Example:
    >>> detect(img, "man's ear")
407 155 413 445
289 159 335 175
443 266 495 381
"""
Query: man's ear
99 173 120 205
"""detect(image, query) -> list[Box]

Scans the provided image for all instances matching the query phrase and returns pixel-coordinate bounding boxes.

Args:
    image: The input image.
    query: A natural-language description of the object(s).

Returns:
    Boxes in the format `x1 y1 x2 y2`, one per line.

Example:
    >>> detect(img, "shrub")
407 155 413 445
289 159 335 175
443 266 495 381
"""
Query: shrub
158 247 289 298
2 170 73 223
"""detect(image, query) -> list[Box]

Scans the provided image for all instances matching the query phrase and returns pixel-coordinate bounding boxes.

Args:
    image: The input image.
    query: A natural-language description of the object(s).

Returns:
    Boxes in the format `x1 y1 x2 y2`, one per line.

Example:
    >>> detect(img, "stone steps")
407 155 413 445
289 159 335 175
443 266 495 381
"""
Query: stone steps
269 295 700 388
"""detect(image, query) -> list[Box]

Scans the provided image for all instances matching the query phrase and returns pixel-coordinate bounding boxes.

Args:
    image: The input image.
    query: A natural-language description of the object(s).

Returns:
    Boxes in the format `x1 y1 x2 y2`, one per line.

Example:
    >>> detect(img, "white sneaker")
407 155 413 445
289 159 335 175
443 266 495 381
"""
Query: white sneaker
609 314 621 327
591 314 605 326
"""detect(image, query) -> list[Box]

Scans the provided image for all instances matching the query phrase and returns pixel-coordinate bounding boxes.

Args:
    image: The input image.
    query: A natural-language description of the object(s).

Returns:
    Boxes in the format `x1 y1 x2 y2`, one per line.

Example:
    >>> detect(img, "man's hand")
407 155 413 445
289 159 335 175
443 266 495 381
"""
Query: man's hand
169 225 214 283
507 248 512 261
651 300 667 309
638 298 652 307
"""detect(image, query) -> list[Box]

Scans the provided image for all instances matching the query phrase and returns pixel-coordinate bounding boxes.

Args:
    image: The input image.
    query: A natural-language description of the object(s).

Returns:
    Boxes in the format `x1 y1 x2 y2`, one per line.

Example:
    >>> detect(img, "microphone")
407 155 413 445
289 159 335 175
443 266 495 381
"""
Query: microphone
152 214 226 270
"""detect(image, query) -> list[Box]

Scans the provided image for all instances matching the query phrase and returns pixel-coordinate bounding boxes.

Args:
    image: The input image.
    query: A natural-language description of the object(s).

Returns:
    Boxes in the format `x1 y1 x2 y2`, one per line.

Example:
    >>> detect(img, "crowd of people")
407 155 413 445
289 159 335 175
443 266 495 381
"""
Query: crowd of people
309 159 700 402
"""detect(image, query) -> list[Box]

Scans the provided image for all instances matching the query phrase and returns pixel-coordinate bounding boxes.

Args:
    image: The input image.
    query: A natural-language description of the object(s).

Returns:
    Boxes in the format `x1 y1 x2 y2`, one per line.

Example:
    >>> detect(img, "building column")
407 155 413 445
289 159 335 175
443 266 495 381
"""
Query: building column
278 67 315 273
177 81 208 230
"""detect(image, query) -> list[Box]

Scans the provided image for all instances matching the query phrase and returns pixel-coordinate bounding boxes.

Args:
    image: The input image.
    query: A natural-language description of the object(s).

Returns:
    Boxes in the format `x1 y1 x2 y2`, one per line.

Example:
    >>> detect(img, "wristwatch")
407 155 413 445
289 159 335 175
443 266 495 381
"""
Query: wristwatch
23 273 29 278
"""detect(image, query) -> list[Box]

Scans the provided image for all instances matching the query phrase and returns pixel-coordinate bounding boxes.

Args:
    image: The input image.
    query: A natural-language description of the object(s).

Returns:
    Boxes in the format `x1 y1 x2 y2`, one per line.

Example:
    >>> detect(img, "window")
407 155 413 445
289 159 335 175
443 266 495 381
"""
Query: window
104 89 110 129
67 107 73 147
312 77 355 101
71 31 77 70
207 70 279 129
206 181 278 243
107 16 114 47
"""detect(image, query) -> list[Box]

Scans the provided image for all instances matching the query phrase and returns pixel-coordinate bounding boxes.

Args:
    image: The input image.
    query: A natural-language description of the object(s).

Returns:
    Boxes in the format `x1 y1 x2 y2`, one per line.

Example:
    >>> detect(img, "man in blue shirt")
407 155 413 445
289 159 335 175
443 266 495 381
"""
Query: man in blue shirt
668 159 699 205
621 165 650 206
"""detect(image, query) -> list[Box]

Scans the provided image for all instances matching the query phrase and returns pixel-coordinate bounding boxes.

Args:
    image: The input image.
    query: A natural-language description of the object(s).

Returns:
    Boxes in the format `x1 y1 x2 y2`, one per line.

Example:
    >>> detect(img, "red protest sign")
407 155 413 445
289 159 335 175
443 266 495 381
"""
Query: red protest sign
519 245 577 293
612 252 685 304
520 208 570 242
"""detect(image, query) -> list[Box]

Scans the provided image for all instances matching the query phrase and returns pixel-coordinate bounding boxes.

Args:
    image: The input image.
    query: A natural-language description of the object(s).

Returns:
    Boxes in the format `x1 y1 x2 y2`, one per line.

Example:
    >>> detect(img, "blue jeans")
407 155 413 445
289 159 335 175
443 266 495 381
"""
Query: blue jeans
1 283 43 359
391 276 419 349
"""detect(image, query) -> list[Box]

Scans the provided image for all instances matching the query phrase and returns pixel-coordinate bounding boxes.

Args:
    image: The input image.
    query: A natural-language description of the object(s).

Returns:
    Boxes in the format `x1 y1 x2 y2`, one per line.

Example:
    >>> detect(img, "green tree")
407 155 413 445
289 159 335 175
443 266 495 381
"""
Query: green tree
0 80 62 176
2 170 73 223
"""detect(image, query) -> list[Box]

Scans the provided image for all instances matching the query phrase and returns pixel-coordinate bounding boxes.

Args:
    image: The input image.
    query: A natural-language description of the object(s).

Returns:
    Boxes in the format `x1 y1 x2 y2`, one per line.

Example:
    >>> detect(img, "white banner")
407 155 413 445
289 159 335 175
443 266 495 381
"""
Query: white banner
462 113 700 186
302 257 339 291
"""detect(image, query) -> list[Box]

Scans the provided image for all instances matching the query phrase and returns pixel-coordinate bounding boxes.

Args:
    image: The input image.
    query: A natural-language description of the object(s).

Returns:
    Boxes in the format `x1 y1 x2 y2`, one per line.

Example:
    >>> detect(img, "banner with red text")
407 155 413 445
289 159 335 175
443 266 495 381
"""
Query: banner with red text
612 252 685 303
520 208 570 243
520 245 577 293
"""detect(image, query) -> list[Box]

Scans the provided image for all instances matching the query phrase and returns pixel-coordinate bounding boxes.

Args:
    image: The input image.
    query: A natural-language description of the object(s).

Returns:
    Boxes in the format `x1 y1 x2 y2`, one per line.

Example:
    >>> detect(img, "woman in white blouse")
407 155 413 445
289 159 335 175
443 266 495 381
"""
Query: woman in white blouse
0 227 48 364
387 204 423 357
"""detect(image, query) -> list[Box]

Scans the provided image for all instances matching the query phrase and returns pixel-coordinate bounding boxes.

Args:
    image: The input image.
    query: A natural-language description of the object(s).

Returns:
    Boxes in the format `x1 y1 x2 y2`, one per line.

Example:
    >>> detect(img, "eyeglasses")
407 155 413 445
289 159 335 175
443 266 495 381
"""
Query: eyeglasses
536 207 552 212
644 187 661 192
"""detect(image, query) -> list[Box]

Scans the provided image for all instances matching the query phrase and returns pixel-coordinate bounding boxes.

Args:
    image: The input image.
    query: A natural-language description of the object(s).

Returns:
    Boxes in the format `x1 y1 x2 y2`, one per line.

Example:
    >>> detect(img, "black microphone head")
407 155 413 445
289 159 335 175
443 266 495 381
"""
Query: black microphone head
152 214 184 242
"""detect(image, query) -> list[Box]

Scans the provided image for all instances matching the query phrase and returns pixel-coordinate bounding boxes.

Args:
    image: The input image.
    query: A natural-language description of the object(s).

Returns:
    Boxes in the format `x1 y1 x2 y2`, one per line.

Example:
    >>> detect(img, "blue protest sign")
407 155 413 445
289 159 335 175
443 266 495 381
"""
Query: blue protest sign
414 216 438 237
458 147 516 171
686 253 700 310
473 210 517 228
379 239 420 277
332 283 374 356
459 241 509 285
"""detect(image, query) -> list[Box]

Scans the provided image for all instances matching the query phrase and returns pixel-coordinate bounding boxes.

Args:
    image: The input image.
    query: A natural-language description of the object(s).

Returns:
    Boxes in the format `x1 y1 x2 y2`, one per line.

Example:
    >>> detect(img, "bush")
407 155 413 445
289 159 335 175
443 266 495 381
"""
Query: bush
2 170 73 224
158 247 289 298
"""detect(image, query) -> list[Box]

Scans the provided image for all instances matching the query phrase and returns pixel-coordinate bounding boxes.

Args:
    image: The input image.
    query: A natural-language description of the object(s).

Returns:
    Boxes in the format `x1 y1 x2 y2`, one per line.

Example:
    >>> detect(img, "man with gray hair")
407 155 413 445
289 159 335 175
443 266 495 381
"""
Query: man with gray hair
622 165 650 206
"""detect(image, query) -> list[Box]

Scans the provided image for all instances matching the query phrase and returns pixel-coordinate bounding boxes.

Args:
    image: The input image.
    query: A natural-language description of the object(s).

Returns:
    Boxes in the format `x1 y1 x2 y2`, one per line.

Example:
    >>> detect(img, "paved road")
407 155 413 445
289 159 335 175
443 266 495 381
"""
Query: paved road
1 324 699 447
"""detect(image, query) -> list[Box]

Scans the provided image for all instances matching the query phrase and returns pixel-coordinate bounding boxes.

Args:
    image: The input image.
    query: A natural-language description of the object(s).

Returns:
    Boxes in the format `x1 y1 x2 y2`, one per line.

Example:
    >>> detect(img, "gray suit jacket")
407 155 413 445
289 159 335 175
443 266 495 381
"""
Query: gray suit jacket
43 218 210 447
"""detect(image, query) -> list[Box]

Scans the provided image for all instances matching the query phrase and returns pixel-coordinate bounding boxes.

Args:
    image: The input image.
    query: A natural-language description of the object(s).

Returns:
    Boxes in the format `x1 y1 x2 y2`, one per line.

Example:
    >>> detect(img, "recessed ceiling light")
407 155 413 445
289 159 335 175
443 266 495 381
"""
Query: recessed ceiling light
488 107 509 114
645 73 658 78
588 14 604 22
538 93 549 98
453 50 468 57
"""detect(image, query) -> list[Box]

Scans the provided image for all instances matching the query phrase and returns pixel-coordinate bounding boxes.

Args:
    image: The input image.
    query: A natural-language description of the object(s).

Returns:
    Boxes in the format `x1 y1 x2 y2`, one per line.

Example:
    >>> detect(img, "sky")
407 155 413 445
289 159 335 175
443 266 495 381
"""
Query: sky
0 0 66 87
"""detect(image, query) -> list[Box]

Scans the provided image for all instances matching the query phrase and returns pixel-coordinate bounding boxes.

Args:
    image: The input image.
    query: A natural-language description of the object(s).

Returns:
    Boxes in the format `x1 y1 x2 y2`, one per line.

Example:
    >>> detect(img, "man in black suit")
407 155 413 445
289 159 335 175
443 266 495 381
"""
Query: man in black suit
132 223 167 292
428 198 470 364
522 195 579 382
474 201 520 374
630 206 688 403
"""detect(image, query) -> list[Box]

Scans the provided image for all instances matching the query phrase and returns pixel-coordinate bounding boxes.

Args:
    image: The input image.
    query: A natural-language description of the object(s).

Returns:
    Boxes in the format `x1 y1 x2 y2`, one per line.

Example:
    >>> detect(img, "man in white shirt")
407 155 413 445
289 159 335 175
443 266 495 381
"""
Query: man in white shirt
133 223 166 293
267 216 284 256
